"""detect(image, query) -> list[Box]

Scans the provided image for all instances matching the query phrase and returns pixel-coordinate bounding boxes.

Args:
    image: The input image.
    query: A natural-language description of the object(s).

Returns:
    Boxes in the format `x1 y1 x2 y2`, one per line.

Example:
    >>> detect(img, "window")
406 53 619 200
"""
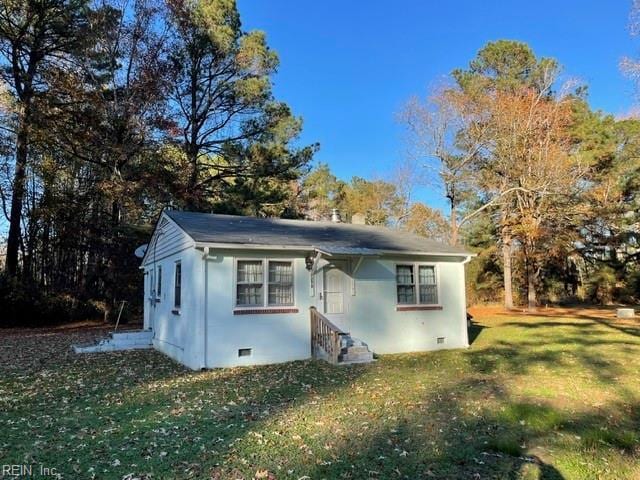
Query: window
236 260 264 306
268 261 294 306
156 265 162 299
235 259 295 307
396 264 438 305
419 266 438 304
174 261 182 308
396 265 415 304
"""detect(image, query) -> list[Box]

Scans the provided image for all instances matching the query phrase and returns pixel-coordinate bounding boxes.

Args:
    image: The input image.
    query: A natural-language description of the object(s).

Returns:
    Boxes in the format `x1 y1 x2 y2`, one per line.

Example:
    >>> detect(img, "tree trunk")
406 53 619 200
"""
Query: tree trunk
5 103 33 277
187 149 198 209
526 258 538 311
450 205 458 246
186 56 200 210
502 233 514 310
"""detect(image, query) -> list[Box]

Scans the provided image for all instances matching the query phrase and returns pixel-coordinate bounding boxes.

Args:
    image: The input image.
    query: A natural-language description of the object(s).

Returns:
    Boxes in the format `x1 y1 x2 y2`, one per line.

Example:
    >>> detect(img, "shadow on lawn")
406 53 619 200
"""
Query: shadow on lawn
299 317 640 479
591 317 640 339
196 325 637 478
300 375 573 479
46 359 365 478
5 313 640 479
300 355 639 479
468 317 485 345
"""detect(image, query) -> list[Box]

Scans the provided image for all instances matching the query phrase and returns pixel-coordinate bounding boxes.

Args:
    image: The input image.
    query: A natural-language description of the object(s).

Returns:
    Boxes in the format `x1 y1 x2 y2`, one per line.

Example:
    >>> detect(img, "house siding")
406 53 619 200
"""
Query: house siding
142 215 194 267
345 257 469 354
147 248 205 370
203 249 313 368
142 214 203 370
195 251 468 369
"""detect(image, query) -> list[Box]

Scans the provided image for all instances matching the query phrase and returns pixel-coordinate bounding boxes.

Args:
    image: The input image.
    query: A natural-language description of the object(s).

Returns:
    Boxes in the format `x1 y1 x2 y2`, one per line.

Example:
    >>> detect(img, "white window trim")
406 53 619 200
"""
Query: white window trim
173 260 182 312
395 262 441 307
233 257 296 310
155 265 162 302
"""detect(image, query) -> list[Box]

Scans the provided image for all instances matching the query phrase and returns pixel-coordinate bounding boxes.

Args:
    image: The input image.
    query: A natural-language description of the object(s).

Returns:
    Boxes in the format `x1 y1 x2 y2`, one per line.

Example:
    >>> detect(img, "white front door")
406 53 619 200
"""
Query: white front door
323 262 348 328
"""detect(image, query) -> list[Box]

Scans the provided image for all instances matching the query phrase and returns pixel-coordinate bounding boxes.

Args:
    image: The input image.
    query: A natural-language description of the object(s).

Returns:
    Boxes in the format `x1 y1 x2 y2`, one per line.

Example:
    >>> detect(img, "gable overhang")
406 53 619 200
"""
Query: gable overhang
140 210 196 267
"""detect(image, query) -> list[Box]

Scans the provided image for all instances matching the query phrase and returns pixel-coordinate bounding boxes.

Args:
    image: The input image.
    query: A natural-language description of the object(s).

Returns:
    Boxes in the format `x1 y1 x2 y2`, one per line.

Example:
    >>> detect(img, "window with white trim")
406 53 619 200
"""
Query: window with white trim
396 265 415 304
396 264 438 305
268 261 294 306
236 259 295 307
418 265 437 304
156 265 162 300
236 260 264 306
174 261 182 308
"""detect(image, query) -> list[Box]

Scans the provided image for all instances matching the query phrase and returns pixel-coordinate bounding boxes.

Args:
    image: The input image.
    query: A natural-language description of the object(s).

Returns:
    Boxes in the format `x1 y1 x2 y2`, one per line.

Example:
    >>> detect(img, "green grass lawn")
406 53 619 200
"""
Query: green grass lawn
1 310 640 479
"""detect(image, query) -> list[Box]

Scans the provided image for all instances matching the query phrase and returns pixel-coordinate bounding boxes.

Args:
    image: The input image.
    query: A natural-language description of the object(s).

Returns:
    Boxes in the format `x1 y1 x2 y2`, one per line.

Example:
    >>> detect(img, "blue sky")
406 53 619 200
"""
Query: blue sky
239 0 639 210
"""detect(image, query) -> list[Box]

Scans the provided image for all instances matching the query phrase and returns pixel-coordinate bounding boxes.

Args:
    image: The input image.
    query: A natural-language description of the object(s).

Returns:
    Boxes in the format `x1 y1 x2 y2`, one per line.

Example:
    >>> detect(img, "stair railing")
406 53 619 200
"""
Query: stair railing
310 306 348 364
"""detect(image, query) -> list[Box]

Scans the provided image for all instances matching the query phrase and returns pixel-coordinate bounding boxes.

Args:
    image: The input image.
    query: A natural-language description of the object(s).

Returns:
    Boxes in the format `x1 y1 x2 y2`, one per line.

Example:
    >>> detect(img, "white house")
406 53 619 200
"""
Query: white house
140 210 473 370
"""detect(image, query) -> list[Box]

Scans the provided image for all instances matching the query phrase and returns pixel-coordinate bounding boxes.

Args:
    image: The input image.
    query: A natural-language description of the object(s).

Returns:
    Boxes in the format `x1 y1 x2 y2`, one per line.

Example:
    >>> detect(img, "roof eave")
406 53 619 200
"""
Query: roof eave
194 241 313 252
194 241 474 258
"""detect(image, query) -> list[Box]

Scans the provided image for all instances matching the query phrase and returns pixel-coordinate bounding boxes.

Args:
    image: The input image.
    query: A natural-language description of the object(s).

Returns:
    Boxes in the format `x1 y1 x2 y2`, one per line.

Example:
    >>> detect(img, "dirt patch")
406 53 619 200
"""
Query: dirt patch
469 304 638 323
0 320 142 337
0 322 143 373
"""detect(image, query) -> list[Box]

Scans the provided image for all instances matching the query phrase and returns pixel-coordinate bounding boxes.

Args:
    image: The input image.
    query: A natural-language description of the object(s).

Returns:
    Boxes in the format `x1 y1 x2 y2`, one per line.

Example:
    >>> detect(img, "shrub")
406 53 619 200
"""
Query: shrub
466 246 503 305
0 273 103 327
586 265 618 305
622 269 640 303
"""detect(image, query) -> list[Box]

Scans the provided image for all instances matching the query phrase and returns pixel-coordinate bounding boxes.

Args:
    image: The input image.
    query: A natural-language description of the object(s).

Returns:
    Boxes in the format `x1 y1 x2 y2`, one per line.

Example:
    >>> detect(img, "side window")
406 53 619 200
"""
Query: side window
156 265 162 300
174 261 182 308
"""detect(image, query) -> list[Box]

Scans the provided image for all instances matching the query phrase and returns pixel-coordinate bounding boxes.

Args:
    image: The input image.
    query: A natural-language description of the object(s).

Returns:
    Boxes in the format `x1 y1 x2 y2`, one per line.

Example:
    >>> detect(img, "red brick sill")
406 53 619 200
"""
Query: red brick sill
396 305 443 312
233 307 299 315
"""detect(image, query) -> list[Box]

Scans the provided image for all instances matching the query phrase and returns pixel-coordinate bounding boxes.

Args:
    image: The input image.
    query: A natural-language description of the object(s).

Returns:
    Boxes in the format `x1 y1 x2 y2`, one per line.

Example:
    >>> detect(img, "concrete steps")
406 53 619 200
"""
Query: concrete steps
338 336 374 365
73 329 153 354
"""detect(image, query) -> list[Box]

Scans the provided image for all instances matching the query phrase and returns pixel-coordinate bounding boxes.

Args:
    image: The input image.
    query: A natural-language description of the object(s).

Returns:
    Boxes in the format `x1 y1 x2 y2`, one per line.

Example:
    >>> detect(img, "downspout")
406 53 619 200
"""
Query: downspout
201 247 211 369
462 255 473 347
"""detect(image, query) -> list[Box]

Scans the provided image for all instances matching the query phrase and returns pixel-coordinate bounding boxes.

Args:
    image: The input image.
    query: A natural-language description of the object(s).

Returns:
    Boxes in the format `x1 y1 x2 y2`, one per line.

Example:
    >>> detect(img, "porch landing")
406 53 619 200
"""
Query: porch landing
73 330 153 353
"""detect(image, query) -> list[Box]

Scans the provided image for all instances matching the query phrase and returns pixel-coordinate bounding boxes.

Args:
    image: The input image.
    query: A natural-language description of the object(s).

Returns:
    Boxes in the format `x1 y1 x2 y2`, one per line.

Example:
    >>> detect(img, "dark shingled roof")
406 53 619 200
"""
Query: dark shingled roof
166 210 470 256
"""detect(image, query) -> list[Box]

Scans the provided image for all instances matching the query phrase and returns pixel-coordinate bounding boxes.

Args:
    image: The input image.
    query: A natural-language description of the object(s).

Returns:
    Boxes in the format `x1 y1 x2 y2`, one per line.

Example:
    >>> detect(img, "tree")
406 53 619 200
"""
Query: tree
0 0 94 277
401 85 491 245
300 163 345 220
571 103 640 300
488 87 581 308
452 41 566 310
401 202 449 242
0 0 317 326
340 177 402 225
167 0 315 210
402 40 584 309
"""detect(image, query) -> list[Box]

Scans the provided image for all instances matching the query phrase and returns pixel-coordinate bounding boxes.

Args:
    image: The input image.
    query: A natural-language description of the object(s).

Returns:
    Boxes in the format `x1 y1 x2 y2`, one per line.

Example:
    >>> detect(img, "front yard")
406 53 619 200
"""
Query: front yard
1 308 640 479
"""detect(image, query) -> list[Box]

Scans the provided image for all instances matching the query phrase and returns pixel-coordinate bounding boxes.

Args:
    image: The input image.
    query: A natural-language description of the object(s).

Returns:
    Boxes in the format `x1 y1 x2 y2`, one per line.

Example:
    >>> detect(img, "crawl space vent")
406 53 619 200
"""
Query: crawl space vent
238 348 252 357
436 337 445 344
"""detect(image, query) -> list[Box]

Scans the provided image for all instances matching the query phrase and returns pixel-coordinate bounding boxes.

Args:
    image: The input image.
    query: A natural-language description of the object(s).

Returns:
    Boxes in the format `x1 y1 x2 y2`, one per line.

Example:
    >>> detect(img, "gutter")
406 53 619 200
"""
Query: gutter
194 242 475 259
